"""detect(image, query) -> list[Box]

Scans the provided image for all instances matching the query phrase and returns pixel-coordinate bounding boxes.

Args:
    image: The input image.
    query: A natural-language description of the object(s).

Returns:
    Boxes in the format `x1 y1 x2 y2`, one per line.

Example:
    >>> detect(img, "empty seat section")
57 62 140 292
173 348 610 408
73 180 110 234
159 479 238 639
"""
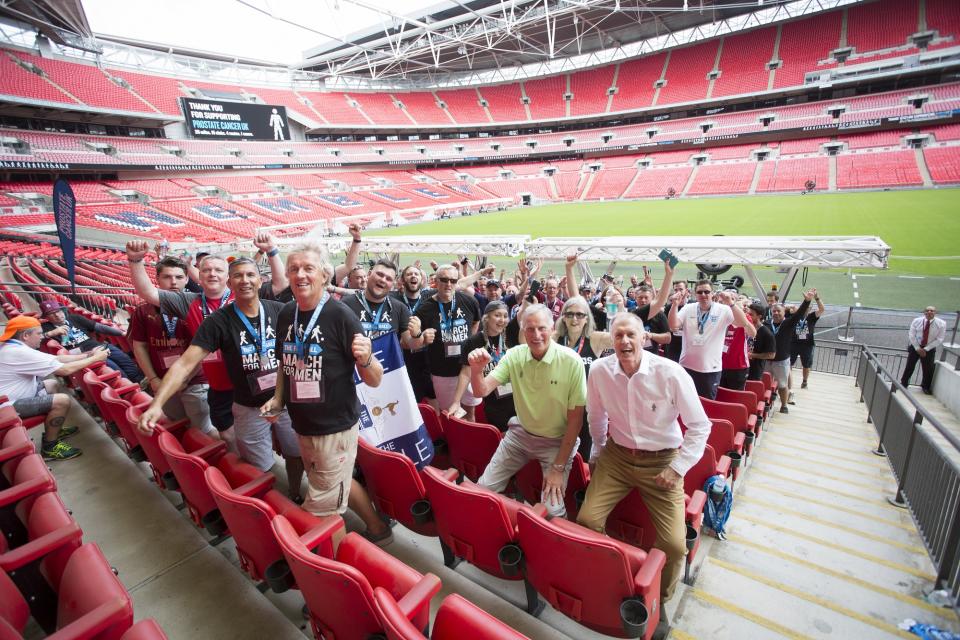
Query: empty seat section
13 52 152 113
712 27 777 98
352 93 411 125
611 54 666 112
299 91 368 125
657 41 718 105
844 130 905 149
436 88 489 124
0 49 79 104
479 83 527 122
569 65 615 116
927 0 960 38
623 165 693 198
846 0 919 53
923 146 960 183
778 137 830 154
523 75 566 120
774 10 843 88
103 179 196 198
106 68 183 115
756 156 829 192
687 162 757 195
584 167 636 200
396 92 452 125
837 150 923 188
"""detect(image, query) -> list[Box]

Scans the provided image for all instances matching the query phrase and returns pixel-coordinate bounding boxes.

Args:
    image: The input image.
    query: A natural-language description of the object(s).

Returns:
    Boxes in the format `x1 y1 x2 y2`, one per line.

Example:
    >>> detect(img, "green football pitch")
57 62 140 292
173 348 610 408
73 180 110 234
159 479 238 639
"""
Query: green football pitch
366 189 960 311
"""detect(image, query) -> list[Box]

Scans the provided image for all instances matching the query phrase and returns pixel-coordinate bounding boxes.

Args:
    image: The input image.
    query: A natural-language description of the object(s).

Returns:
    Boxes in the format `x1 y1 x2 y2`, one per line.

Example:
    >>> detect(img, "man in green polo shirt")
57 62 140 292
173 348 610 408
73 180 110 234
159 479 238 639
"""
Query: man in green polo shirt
468 304 586 517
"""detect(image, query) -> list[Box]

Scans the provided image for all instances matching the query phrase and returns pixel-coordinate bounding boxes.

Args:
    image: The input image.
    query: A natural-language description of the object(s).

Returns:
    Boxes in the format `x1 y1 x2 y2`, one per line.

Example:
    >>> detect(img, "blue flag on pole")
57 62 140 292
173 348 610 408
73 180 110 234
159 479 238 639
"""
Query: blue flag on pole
52 179 76 294
355 333 434 469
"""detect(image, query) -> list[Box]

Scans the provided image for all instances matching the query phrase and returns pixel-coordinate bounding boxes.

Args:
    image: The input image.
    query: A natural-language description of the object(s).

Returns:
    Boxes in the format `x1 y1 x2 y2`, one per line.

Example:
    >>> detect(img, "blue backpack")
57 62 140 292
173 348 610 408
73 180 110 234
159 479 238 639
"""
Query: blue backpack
702 474 732 540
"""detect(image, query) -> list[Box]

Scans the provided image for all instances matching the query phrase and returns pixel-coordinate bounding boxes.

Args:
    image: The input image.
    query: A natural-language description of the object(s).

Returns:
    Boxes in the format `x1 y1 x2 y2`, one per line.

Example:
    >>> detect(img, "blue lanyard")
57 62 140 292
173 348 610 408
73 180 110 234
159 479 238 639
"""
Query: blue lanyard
357 293 387 333
438 296 457 328
406 294 422 313
161 313 178 340
293 293 329 361
771 321 781 336
697 306 711 335
233 303 267 357
201 289 231 318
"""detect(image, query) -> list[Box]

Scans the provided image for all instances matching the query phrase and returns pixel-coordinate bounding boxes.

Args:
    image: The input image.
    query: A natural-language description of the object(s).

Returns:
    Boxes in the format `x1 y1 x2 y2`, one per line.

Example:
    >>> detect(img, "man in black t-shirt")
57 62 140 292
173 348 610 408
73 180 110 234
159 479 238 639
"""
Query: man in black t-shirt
392 264 436 405
38 300 143 382
766 292 813 413
631 284 671 354
746 302 776 381
342 259 424 349
789 288 825 389
415 264 481 421
138 258 303 500
261 243 392 547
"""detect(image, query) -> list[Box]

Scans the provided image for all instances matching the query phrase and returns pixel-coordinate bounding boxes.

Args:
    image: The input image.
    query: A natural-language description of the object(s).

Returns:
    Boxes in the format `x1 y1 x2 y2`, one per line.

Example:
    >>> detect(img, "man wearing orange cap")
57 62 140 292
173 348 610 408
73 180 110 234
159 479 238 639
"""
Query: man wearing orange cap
0 316 109 460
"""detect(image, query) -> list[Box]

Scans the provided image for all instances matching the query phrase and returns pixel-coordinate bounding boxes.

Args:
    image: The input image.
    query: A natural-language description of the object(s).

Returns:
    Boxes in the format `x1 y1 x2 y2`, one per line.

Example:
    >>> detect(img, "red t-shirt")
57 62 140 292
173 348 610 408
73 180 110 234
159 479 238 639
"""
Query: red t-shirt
721 325 749 370
159 289 235 391
128 303 206 385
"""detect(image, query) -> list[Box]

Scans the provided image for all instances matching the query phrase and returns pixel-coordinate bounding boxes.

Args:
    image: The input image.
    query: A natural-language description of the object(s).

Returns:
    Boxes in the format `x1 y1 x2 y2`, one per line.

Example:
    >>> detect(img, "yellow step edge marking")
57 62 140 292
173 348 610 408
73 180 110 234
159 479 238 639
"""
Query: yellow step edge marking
746 469 893 508
689 588 814 640
748 482 916 531
737 495 926 553
722 533 960 623
751 458 896 492
733 513 936 580
762 438 889 466
777 423 877 443
707 557 919 640
666 629 699 640
761 441 889 471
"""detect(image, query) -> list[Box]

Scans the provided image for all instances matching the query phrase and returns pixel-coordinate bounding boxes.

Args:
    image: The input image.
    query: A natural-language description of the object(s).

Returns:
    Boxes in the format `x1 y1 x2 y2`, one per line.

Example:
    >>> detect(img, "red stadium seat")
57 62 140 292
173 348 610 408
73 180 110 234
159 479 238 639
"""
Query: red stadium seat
442 413 502 482
54 542 134 639
420 466 543 614
124 404 191 488
374 589 532 640
700 397 756 458
0 492 82 592
513 453 591 520
204 465 342 590
0 454 56 512
706 418 745 483
685 445 732 499
744 380 770 421
418 404 449 469
272 515 440 640
100 385 153 458
516 505 666 639
355 437 450 537
157 430 269 534
0 425 34 465
716 386 763 435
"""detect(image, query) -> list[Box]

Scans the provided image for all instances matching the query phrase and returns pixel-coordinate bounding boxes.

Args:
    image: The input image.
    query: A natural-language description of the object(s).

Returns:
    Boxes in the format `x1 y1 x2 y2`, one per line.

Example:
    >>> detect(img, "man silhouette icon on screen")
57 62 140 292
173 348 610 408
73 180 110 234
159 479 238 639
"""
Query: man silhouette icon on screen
269 108 285 140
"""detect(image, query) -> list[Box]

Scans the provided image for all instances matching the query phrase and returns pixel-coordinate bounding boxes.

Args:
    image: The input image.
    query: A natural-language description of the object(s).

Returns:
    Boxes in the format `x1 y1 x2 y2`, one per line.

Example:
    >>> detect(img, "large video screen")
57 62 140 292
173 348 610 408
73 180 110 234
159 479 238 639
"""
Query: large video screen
180 98 290 141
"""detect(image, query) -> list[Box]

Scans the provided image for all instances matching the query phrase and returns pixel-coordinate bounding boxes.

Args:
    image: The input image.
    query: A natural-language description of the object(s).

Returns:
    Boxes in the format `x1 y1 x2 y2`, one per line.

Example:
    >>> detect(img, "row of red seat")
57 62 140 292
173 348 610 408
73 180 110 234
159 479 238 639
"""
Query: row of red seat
0 400 168 639
0 0 952 124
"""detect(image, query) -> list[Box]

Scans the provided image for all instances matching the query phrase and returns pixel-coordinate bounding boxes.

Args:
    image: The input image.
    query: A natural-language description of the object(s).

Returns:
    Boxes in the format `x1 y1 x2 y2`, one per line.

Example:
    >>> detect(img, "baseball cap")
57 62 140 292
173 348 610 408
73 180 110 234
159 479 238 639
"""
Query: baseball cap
38 300 65 316
0 315 41 342
485 279 502 288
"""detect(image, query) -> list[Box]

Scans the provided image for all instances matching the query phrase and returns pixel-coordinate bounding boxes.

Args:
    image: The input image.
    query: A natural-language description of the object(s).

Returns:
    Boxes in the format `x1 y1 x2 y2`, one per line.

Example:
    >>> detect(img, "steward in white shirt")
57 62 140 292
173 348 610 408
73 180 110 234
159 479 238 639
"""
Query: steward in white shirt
577 313 711 606
900 305 947 395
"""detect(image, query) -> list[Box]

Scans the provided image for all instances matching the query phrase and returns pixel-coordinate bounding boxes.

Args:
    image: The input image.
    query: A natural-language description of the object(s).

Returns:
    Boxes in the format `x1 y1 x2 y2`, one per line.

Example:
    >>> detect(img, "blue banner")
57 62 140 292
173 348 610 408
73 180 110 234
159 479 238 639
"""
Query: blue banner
355 333 434 469
52 179 76 294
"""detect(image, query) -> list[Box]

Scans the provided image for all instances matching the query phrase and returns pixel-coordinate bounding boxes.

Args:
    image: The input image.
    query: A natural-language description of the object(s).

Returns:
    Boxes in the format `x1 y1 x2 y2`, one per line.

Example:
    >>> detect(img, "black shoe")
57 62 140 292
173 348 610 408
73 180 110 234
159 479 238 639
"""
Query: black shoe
922 388 933 395
800 381 808 389
779 405 789 414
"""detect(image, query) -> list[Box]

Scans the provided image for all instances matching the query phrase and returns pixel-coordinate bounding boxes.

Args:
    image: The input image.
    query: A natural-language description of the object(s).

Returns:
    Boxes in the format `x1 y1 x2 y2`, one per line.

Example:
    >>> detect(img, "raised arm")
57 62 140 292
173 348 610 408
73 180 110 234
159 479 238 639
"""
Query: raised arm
335 223 363 285
648 258 674 318
126 240 160 307
668 291 684 332
53 347 110 376
456 265 495 290
253 232 288 295
718 291 756 337
138 345 209 433
813 288 825 317
564 254 578 299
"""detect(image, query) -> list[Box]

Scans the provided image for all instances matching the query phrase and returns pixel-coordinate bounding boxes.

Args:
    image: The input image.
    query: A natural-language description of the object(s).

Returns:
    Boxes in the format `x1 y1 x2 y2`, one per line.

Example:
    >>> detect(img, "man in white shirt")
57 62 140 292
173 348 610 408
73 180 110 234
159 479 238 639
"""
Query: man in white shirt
0 315 109 460
900 306 947 394
577 313 711 612
668 279 754 399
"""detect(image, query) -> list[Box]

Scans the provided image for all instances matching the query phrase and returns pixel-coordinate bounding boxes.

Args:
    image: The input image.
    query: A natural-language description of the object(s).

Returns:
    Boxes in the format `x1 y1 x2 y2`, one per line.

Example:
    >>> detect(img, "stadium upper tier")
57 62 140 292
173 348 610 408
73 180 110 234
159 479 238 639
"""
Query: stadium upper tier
2 81 959 169
0 0 957 128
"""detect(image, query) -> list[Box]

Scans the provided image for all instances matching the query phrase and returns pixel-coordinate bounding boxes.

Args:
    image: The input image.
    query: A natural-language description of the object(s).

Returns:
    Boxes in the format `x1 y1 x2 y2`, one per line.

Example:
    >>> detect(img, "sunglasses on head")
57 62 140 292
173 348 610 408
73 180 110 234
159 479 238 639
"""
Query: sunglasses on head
564 312 588 319
435 276 457 284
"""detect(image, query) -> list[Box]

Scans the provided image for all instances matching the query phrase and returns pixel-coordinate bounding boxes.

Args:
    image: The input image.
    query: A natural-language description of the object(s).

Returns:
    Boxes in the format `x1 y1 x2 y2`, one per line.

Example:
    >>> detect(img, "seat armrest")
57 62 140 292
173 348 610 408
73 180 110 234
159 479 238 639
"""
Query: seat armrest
746 414 757 432
396 572 442 621
299 517 346 559
99 370 121 384
439 467 459 483
0 477 53 508
717 455 732 479
132 400 153 413
115 383 141 397
162 418 191 437
632 547 666 595
733 432 746 454
685 490 706 524
0 523 82 571
0 440 33 464
191 440 227 463
45 598 132 640
757 401 767 415
233 473 275 498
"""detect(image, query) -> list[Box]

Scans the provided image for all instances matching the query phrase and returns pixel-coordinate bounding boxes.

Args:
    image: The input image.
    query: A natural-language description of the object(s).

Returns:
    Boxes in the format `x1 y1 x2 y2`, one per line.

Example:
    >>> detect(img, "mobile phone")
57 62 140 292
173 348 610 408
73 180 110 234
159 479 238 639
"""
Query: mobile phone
260 408 283 418
529 279 542 298
658 249 680 269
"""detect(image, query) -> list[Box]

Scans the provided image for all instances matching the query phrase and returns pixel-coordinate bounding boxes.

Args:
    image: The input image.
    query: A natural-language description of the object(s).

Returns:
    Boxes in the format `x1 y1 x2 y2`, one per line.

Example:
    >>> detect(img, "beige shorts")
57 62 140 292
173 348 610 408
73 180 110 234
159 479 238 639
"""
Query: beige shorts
298 423 359 516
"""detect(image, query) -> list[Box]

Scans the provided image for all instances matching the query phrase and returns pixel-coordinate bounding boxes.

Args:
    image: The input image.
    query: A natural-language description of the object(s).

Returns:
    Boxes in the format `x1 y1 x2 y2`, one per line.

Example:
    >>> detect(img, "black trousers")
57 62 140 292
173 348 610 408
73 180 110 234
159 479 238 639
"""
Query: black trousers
901 345 936 392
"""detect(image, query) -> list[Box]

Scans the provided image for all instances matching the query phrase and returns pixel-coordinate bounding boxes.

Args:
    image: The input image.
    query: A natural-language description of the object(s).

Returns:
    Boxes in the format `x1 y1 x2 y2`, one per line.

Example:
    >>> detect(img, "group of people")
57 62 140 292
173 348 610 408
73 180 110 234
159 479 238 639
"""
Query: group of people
9 223 942 640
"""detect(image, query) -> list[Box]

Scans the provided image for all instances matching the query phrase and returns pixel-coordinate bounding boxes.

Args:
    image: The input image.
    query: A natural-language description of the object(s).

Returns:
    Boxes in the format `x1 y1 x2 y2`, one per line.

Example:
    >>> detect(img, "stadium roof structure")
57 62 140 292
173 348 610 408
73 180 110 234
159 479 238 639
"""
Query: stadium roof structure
300 0 861 88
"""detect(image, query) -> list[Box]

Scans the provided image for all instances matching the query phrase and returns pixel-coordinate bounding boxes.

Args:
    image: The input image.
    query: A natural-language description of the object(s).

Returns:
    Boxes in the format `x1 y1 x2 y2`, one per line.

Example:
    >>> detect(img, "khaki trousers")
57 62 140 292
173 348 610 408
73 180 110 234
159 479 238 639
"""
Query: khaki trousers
576 442 686 601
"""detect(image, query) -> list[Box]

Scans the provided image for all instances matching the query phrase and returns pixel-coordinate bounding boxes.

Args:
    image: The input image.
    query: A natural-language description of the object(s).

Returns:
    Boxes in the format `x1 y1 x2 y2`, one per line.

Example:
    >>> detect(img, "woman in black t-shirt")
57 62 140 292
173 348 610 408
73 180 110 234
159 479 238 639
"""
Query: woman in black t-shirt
449 301 516 431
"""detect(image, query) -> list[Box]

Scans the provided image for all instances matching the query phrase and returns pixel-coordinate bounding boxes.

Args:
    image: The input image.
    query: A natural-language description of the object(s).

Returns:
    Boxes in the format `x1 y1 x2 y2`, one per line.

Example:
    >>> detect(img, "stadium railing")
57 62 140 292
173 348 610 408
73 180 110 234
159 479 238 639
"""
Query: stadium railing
855 345 960 607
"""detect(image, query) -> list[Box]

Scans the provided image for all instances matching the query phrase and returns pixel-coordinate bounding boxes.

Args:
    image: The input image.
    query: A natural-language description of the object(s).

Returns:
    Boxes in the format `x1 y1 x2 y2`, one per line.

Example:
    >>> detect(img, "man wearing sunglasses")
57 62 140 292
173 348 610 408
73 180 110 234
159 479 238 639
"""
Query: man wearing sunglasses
415 264 481 420
668 280 754 399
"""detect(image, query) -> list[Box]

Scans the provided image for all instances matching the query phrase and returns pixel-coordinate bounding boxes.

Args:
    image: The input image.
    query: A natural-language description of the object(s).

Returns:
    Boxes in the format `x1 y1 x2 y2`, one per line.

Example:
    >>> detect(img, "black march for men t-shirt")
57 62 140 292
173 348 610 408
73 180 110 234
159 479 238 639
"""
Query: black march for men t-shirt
191 300 284 407
276 298 364 437
342 293 410 340
793 311 820 345
415 291 480 378
460 331 516 431
42 313 100 352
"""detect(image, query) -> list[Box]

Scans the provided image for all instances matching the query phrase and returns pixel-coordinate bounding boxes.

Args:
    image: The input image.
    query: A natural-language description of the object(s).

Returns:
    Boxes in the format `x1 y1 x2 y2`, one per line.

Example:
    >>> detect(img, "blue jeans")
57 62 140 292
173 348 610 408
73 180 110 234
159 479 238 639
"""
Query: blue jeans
104 343 144 383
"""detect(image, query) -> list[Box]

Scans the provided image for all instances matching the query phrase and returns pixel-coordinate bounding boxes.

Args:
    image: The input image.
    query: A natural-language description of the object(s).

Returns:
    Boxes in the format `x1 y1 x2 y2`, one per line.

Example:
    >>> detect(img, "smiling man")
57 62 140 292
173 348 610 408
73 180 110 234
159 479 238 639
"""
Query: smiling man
577 312 711 631
467 303 586 518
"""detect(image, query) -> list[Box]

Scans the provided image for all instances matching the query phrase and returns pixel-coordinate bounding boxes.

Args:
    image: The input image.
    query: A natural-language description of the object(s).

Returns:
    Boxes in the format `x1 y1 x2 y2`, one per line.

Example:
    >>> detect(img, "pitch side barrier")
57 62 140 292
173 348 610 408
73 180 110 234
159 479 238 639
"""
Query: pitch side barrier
173 235 889 301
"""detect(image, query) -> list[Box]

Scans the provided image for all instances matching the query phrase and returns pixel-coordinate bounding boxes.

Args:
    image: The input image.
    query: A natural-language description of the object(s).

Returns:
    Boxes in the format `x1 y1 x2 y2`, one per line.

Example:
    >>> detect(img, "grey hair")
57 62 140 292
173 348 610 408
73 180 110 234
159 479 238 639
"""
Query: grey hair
287 241 332 273
609 312 645 334
435 264 459 278
553 296 596 341
520 303 553 328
